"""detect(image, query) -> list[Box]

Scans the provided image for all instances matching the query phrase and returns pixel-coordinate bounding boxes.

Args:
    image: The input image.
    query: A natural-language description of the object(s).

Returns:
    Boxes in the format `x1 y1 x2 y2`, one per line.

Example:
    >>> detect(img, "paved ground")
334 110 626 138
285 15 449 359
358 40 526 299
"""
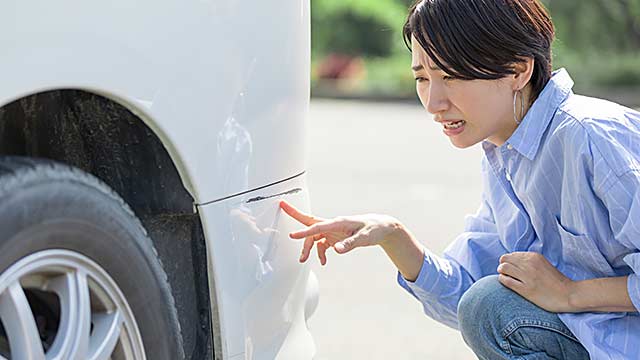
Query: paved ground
304 99 482 360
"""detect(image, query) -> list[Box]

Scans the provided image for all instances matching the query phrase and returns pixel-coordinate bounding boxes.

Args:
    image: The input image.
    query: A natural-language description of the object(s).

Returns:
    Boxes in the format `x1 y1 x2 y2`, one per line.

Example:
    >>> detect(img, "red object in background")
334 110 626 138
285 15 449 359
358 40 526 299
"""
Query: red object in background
316 53 365 80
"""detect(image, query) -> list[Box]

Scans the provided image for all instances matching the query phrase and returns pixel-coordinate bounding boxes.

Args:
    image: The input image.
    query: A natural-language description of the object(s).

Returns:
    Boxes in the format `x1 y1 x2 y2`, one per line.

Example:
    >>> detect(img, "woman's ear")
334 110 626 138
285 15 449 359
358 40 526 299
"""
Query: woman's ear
512 58 535 91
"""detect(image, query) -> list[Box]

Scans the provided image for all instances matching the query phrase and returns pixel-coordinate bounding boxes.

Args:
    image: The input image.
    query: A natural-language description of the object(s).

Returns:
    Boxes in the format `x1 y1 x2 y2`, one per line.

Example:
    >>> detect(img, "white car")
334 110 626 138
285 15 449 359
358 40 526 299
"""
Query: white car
0 0 317 359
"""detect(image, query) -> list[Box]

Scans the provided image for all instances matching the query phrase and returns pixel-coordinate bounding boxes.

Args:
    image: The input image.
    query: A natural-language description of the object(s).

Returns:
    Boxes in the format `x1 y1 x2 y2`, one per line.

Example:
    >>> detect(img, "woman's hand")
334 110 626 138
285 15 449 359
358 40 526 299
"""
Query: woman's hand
497 252 576 313
279 200 401 265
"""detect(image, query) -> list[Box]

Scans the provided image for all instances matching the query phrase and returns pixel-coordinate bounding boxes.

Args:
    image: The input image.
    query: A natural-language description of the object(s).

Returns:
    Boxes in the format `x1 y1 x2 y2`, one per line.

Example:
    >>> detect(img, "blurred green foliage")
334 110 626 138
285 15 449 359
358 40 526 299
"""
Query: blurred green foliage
311 0 640 98
311 0 407 57
544 0 640 52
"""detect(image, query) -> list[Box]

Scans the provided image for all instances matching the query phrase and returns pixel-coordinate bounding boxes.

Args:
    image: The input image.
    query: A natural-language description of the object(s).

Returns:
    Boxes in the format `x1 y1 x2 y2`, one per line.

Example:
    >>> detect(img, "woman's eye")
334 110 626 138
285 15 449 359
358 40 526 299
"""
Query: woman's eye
443 75 455 81
415 77 429 82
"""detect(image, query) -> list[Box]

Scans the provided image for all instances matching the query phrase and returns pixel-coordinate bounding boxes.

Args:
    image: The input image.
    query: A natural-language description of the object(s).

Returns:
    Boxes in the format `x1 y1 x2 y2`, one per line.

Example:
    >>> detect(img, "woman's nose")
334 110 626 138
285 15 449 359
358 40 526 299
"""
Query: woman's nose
425 85 450 114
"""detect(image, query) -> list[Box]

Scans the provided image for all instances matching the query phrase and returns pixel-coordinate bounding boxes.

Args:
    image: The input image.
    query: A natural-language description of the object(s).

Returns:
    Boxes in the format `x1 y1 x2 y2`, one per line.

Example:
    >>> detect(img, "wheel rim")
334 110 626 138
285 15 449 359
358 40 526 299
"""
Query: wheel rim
0 249 146 360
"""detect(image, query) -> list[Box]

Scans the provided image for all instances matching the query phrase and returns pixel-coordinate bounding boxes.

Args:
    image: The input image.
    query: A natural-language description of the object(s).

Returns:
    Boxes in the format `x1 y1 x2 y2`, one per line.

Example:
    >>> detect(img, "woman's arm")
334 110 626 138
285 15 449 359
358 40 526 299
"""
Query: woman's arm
280 199 475 329
497 252 636 313
569 276 636 313
282 199 426 281
379 223 425 282
280 197 504 329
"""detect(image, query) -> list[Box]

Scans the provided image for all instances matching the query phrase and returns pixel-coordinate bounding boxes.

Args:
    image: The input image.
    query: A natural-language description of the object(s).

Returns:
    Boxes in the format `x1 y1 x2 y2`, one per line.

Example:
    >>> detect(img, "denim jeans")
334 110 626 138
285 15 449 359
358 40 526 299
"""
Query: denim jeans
457 275 590 360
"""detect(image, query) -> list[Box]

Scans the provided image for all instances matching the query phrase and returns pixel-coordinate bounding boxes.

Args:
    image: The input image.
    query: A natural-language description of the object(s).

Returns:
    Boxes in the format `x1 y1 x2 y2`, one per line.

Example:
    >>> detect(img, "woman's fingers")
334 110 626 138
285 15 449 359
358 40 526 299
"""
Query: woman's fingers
317 240 329 266
497 262 524 282
280 200 323 226
498 274 524 292
290 221 337 239
300 234 324 263
334 230 369 254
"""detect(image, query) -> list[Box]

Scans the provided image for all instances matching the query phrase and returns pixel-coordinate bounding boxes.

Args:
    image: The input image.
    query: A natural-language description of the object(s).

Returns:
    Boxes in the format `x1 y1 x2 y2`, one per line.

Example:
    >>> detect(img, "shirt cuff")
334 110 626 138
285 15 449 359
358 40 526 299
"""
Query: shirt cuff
627 273 640 313
397 248 449 302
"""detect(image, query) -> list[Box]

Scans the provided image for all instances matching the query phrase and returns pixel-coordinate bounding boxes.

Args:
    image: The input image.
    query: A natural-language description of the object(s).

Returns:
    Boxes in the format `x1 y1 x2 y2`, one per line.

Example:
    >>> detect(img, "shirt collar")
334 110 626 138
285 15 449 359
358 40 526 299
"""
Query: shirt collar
483 68 574 160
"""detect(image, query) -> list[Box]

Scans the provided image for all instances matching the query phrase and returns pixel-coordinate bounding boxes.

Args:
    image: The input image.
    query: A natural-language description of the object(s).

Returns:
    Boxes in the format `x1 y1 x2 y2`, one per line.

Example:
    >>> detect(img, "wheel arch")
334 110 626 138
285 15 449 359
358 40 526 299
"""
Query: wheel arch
0 89 217 359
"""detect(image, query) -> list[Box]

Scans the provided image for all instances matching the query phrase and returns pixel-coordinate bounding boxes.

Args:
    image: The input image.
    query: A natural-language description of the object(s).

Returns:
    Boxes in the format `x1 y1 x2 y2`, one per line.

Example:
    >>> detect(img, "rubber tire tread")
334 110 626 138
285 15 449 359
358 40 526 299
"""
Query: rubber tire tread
0 156 185 359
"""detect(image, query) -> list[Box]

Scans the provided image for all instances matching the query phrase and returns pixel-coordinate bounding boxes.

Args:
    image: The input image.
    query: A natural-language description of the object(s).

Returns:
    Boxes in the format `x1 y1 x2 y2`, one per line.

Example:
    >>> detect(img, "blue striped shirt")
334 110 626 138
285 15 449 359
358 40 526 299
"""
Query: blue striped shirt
398 68 640 359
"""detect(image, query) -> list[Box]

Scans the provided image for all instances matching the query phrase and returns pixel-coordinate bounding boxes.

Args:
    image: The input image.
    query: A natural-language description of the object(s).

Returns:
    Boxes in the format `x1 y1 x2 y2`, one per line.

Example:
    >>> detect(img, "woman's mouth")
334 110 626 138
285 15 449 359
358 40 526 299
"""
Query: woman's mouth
442 120 466 136
443 120 465 129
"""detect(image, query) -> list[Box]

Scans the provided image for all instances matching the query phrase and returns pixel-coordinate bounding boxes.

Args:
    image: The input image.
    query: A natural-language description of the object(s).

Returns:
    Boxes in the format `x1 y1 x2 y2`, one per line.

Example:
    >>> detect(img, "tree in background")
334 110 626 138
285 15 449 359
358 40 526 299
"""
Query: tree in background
311 0 406 58
544 0 640 51
312 0 640 99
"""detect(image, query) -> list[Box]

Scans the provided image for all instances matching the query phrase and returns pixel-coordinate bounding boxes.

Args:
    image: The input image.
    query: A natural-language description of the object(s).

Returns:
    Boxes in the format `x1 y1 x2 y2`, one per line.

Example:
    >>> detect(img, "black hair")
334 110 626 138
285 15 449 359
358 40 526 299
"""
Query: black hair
404 0 555 100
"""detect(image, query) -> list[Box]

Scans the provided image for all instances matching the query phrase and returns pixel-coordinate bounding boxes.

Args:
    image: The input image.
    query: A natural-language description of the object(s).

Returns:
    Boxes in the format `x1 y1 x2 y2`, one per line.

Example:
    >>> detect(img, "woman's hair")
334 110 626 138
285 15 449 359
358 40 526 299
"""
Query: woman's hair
403 0 554 100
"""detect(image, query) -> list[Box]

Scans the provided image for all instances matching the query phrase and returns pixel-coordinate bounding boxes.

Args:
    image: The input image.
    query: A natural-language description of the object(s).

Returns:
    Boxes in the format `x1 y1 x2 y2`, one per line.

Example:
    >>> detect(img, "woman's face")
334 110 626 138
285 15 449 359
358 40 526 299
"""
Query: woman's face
411 38 521 148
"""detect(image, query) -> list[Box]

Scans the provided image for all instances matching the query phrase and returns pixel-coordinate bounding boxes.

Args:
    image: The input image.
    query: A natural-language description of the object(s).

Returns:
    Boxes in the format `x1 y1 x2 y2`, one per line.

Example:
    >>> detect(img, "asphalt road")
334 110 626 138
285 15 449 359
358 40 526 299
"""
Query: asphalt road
304 99 482 360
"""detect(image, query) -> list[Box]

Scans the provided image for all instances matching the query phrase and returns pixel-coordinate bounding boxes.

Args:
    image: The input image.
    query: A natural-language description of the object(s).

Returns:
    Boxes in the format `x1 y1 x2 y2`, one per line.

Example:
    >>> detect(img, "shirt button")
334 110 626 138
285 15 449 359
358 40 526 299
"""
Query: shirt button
507 144 513 150
505 170 512 182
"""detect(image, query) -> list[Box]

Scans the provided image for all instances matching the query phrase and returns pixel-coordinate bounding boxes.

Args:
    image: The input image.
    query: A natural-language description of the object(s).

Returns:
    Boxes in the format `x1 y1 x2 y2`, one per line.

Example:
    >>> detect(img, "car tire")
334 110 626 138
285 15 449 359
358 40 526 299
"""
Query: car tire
0 156 184 359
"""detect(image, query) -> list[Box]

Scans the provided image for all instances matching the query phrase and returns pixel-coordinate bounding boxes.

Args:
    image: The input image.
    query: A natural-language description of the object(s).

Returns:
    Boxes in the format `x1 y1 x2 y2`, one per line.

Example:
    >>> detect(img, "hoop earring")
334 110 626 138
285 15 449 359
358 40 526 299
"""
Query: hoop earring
513 89 524 125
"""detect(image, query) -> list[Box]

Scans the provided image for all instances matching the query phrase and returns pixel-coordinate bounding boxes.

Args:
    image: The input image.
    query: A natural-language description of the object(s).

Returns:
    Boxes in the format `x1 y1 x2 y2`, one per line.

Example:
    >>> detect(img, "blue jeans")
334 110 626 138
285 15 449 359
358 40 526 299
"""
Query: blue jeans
457 275 590 360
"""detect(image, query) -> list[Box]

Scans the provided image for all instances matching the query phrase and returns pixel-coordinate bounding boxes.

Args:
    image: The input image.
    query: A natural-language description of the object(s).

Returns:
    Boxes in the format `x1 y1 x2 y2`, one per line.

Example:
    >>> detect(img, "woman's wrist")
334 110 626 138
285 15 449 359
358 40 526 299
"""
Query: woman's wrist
379 221 425 282
566 280 582 312
379 218 407 249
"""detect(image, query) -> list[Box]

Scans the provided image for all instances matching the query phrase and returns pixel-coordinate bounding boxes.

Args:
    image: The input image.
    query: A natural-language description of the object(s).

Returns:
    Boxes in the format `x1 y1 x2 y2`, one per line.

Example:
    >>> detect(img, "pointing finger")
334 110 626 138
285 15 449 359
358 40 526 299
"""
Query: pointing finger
280 200 323 226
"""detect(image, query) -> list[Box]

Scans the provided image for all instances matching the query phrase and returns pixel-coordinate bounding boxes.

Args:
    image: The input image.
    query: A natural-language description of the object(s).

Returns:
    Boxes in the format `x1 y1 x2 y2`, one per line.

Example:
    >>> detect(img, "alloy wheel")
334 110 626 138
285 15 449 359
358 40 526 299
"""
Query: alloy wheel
0 249 146 360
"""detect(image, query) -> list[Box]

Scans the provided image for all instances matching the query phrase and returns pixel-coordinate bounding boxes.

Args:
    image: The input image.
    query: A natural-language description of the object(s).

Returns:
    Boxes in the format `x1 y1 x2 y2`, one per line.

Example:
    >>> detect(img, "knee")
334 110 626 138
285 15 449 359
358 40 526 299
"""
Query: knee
457 275 511 344
458 275 503 325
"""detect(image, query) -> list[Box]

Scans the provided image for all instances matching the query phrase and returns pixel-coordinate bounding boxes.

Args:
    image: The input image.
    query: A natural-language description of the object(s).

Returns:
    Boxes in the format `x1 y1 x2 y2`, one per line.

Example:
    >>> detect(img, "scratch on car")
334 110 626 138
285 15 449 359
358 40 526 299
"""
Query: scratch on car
245 188 302 203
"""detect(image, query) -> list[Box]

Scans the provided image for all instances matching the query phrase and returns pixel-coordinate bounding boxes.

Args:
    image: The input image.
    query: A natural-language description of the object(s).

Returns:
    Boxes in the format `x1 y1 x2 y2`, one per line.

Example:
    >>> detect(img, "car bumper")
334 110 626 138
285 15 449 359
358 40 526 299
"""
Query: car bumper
198 172 317 359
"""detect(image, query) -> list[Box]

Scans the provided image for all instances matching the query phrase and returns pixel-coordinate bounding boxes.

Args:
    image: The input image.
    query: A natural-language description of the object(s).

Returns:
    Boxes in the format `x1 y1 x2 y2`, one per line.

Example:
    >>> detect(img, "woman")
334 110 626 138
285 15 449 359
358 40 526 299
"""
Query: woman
280 0 640 358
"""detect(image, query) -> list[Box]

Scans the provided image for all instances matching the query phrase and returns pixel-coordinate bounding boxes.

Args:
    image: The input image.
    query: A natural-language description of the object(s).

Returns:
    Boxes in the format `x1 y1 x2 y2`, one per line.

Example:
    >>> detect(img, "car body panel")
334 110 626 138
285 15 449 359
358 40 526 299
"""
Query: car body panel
198 173 316 359
0 0 314 358
0 0 310 204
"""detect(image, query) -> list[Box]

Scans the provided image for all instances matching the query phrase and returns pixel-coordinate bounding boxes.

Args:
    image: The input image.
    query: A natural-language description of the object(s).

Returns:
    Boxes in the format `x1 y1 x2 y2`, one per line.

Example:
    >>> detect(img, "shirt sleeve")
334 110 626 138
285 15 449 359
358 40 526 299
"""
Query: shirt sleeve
397 188 508 329
597 169 640 312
